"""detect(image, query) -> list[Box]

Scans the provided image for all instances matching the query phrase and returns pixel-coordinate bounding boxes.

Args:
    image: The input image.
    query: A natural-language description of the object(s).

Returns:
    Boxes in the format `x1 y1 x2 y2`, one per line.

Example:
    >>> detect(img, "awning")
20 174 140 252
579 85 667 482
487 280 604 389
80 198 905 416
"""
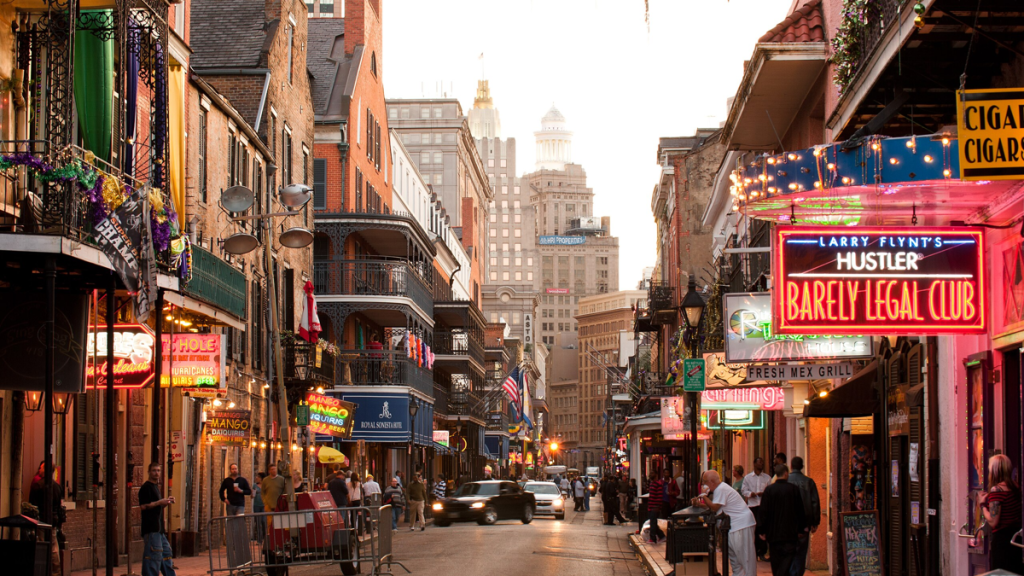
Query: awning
432 441 452 455
804 360 878 418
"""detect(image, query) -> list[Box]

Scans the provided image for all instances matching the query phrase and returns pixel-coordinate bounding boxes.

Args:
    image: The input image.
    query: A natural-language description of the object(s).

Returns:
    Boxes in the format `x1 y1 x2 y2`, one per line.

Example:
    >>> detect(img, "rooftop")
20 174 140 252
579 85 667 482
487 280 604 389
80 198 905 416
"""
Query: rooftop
190 0 269 69
758 0 824 43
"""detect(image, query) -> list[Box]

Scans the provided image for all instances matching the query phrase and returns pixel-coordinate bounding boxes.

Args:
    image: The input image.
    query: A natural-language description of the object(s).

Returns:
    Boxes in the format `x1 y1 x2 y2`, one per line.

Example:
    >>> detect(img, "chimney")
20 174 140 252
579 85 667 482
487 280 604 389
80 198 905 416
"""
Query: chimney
344 0 382 56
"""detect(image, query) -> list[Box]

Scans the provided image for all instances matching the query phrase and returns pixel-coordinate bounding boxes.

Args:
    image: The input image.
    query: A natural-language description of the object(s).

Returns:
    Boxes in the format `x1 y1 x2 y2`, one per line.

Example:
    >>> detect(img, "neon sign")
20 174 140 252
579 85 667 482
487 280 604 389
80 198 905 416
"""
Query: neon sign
773 226 986 335
86 324 156 389
161 334 225 395
206 410 251 446
306 393 356 439
701 387 785 410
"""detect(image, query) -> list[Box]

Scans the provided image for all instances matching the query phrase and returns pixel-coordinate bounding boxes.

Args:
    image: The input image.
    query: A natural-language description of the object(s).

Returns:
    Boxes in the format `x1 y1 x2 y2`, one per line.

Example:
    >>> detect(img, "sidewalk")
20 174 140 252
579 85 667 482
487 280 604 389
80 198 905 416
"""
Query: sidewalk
628 533 829 576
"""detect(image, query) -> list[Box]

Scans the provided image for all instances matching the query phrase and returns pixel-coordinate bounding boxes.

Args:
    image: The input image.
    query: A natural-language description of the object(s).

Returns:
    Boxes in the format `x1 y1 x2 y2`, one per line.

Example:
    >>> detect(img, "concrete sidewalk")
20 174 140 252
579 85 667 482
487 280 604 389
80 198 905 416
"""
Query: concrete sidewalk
628 533 829 576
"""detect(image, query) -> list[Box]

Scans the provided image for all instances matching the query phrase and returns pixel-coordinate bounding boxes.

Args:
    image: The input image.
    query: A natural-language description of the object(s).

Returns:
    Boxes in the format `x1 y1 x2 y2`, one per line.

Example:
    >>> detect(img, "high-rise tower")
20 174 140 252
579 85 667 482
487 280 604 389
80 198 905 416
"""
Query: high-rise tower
534 105 573 171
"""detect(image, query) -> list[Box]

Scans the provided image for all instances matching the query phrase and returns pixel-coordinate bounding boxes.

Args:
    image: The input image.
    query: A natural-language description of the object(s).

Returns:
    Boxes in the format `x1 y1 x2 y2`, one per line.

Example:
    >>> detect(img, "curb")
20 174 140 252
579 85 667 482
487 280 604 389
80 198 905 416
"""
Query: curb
629 534 669 576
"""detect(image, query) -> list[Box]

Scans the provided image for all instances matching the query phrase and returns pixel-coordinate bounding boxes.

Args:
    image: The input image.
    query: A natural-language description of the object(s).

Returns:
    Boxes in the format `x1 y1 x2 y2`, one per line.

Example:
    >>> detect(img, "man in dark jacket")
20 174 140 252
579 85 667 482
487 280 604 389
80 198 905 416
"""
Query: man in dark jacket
757 465 807 576
218 464 252 516
787 457 820 575
328 471 350 508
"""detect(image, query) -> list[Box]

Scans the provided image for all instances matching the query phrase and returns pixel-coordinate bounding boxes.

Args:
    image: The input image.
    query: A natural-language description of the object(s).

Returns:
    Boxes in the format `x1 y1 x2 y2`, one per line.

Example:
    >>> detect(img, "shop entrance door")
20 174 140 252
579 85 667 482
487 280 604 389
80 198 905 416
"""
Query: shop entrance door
966 352 993 576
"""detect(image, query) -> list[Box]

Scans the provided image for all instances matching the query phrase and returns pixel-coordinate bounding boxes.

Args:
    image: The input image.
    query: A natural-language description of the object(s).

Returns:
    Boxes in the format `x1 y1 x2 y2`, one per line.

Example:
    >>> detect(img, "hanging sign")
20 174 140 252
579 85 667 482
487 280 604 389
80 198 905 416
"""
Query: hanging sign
0 293 89 393
724 293 872 363
306 392 356 439
773 226 986 335
682 358 705 392
206 410 251 446
86 324 156 389
956 88 1024 181
746 362 854 382
160 334 225 395
433 430 450 447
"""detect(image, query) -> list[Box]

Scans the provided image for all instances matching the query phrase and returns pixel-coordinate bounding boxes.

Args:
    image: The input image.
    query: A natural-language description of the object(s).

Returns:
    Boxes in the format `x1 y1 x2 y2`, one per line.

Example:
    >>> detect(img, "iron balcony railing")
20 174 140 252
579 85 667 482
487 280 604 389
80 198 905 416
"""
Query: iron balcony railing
313 259 434 317
336 348 433 399
185 245 247 319
432 330 485 366
282 340 335 385
854 0 903 75
433 382 450 417
449 390 484 420
648 281 675 312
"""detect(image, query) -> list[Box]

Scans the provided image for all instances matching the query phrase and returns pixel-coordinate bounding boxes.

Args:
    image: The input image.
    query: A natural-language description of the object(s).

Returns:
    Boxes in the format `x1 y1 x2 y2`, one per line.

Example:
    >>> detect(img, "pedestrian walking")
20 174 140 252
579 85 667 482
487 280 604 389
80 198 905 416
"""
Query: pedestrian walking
975 454 1024 574
732 465 746 499
573 476 586 511
559 476 570 499
756 465 807 576
617 475 631 522
602 476 626 524
692 470 757 576
328 470 350 507
139 463 176 576
583 476 591 511
787 457 820 576
407 473 427 531
742 457 772 561
252 473 267 542
433 475 446 500
770 453 787 484
363 474 382 505
261 465 287 512
383 477 406 532
395 470 405 488
645 471 667 543
218 464 252 516
666 469 681 511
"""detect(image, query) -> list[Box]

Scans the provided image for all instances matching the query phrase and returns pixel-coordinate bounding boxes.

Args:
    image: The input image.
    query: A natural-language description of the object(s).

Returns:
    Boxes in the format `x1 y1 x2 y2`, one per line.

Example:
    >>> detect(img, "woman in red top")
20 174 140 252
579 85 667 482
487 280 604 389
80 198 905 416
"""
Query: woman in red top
979 454 1024 574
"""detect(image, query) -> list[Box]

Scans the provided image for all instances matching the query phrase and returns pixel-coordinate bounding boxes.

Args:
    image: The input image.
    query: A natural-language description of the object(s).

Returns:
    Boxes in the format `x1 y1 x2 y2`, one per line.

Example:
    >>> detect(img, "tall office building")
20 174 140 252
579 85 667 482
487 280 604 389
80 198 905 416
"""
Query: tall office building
524 107 619 347
472 81 540 348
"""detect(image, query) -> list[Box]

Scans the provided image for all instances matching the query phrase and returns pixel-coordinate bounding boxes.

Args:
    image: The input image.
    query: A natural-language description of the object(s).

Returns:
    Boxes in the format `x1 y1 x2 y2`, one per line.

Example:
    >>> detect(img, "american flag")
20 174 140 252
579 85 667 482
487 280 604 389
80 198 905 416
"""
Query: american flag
503 367 521 406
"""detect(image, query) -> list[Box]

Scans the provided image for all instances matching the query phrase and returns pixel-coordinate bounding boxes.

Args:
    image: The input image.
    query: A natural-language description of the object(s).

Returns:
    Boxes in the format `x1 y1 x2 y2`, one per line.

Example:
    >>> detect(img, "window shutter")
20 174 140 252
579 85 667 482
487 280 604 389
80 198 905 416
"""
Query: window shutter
313 159 327 209
74 393 96 500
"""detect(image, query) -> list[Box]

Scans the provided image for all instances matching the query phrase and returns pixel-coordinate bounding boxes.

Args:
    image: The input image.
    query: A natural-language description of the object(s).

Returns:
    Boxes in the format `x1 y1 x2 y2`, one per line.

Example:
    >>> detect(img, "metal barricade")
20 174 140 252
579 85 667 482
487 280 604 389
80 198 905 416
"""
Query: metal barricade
207 505 405 576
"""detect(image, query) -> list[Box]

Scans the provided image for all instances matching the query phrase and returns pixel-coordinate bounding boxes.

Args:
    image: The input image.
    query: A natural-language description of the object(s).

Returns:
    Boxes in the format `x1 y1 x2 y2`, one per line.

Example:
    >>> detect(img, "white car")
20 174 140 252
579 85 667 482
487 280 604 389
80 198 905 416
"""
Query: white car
522 481 566 520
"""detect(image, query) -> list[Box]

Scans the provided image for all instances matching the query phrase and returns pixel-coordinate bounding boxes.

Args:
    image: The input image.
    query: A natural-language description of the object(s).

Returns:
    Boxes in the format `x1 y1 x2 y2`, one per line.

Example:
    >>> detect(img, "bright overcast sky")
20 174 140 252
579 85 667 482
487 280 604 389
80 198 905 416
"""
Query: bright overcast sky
383 0 795 288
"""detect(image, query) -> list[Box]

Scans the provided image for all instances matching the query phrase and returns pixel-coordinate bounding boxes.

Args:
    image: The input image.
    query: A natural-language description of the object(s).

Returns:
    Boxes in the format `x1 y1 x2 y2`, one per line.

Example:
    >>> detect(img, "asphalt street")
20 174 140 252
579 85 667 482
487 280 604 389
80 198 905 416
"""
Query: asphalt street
386 499 645 576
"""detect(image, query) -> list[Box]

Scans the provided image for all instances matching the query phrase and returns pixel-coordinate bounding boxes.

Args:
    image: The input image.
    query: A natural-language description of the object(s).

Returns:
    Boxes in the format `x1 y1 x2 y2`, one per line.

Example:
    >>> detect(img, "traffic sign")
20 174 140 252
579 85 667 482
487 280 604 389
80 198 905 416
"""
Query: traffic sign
682 358 706 392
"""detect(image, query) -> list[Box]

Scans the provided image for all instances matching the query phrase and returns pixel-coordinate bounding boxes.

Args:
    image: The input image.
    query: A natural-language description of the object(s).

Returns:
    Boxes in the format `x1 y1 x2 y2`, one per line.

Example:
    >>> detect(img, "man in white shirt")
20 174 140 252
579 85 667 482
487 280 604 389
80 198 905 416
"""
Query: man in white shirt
693 470 757 576
363 474 382 504
742 457 772 562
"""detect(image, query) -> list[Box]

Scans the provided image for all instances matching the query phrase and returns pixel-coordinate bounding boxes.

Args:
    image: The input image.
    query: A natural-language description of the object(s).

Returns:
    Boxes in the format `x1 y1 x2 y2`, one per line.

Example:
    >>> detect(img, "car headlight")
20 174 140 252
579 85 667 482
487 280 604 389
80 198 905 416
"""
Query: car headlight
553 497 563 508
471 501 485 509
432 503 443 511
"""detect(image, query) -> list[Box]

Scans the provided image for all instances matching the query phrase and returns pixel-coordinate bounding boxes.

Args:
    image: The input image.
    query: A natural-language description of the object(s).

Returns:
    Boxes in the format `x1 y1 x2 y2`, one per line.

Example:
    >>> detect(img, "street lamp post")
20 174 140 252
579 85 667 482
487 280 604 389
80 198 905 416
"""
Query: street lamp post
409 401 419 480
679 276 706 503
220 180 314 511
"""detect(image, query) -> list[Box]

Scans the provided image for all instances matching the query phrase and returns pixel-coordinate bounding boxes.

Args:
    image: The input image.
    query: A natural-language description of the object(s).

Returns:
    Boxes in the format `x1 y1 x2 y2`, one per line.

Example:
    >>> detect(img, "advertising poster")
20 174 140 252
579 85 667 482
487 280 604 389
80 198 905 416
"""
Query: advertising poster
206 410 251 446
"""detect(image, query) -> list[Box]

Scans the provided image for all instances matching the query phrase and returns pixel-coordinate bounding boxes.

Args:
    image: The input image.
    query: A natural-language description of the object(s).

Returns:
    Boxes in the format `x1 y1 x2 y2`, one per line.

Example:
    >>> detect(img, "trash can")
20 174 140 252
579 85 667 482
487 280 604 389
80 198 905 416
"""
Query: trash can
666 505 712 564
0 514 52 576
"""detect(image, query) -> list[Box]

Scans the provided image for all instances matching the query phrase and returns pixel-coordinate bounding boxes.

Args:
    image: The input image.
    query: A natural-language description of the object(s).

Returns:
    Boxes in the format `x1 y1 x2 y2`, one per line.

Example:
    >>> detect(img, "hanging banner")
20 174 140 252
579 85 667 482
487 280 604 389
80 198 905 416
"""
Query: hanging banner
773 226 986 335
206 410 251 446
86 324 156 389
305 392 356 439
957 88 1024 181
724 293 872 363
92 192 154 321
161 334 225 396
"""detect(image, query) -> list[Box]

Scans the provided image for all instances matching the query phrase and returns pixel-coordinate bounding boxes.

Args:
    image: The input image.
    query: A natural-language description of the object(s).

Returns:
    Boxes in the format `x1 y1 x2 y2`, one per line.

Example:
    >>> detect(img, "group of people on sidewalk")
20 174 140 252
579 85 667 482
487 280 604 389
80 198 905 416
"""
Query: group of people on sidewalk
643 453 821 576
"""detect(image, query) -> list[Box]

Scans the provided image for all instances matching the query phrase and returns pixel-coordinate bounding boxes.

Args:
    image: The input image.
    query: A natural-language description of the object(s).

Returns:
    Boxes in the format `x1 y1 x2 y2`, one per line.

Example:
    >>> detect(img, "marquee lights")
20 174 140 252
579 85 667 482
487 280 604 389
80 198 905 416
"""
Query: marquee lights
773 226 986 335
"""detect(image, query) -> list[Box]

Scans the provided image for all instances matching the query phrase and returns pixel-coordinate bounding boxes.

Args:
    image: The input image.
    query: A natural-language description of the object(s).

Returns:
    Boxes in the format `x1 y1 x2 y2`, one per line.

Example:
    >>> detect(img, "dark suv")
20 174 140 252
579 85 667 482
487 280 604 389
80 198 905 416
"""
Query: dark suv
432 481 536 526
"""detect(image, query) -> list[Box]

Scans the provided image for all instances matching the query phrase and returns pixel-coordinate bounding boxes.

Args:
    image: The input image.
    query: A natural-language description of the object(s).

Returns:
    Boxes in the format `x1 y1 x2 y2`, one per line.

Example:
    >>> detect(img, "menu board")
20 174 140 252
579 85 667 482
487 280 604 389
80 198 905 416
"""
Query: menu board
841 511 883 576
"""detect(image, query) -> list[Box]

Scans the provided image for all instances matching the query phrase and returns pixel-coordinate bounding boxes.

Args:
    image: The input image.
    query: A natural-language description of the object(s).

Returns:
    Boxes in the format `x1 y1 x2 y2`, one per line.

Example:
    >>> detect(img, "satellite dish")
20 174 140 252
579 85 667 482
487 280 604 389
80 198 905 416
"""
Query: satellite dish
279 184 312 209
222 232 260 255
222 186 256 213
279 227 314 249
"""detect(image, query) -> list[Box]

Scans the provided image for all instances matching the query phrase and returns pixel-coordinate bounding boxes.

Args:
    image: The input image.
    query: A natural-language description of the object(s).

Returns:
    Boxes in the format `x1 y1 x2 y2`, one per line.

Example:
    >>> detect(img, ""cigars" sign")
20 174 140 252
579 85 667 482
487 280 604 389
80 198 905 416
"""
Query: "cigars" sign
773 226 986 335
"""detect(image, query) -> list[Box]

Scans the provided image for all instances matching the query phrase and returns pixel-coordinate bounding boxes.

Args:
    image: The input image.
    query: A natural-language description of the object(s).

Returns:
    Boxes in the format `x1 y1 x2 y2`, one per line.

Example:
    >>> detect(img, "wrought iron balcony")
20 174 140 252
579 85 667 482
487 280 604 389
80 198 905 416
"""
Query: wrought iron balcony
334 348 433 399
313 259 433 316
433 329 485 366
184 245 247 319
448 390 485 420
647 281 676 325
282 340 335 386
486 411 509 432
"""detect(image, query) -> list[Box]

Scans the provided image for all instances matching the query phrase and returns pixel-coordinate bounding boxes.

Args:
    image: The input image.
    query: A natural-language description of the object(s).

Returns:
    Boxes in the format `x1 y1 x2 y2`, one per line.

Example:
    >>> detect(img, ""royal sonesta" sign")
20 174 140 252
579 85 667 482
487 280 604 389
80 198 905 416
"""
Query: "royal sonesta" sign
773 226 985 335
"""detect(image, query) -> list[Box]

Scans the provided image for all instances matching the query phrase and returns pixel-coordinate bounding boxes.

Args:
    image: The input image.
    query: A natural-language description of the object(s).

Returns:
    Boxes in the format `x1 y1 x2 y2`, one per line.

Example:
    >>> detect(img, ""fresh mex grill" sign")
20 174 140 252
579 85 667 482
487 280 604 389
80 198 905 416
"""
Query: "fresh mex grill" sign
773 226 985 335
